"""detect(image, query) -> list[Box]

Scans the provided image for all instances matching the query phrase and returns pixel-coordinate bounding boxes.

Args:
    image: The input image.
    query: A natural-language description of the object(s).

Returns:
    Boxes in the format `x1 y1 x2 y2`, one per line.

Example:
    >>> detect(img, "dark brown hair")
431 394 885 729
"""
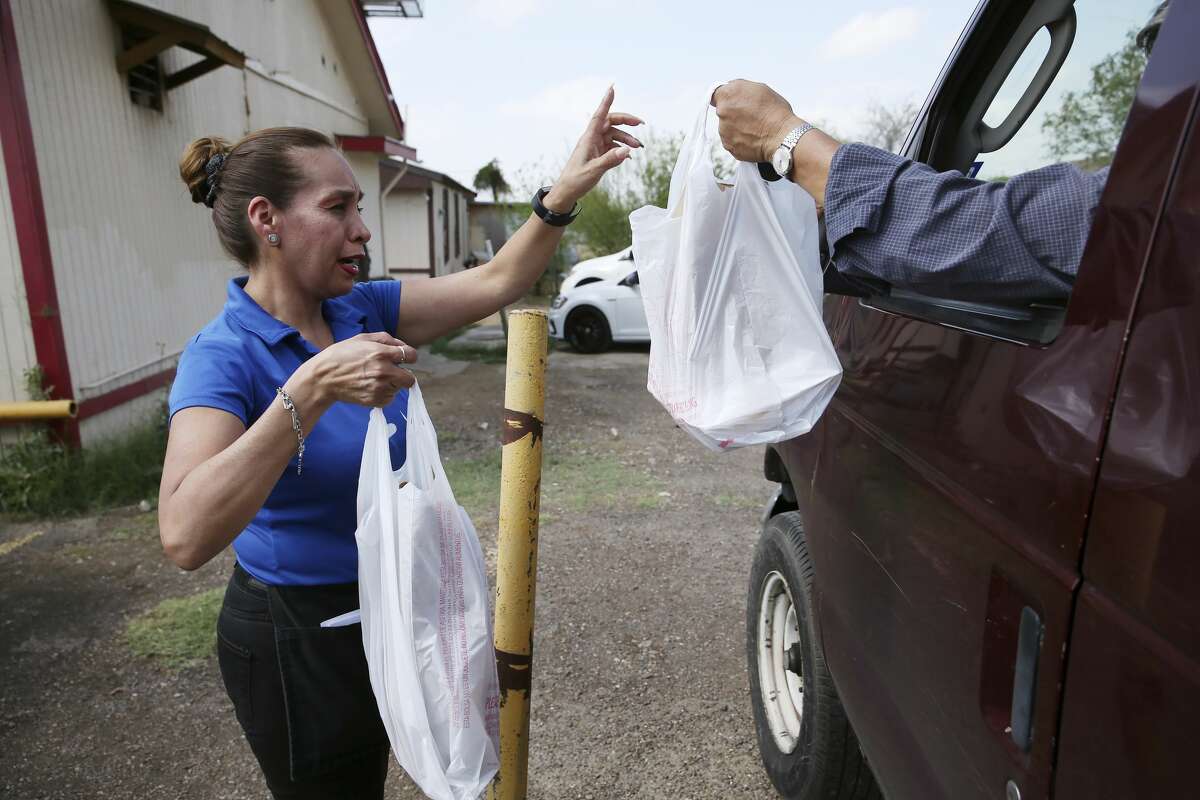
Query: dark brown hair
179 127 335 266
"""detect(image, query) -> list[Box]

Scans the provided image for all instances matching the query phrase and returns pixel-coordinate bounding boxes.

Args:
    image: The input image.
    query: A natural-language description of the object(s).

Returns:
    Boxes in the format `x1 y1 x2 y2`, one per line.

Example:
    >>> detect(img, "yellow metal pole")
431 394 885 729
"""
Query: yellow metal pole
489 309 548 800
0 400 77 421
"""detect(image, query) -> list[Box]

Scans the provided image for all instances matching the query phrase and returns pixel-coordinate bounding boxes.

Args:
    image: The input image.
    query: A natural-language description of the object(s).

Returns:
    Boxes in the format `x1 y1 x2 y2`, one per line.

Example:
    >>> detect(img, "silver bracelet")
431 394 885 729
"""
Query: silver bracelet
276 387 306 476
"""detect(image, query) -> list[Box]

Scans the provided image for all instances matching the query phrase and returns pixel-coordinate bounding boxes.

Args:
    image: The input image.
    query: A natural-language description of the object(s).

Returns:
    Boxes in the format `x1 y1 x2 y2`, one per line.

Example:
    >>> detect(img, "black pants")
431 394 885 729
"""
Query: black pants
216 564 390 799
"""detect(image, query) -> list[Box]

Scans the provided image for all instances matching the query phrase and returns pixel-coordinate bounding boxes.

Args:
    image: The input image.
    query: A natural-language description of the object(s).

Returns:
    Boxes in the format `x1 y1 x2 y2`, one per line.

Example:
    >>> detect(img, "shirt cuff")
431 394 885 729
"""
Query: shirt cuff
824 142 909 249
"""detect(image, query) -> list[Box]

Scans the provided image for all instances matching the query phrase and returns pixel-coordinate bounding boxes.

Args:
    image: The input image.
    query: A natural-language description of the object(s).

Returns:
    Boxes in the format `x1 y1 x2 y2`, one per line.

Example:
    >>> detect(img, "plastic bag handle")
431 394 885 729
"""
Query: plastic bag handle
399 382 451 492
666 82 726 216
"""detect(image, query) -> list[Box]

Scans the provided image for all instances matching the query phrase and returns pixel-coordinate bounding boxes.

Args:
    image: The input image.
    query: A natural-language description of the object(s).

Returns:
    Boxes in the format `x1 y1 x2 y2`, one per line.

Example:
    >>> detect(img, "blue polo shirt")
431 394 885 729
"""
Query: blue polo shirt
168 277 408 585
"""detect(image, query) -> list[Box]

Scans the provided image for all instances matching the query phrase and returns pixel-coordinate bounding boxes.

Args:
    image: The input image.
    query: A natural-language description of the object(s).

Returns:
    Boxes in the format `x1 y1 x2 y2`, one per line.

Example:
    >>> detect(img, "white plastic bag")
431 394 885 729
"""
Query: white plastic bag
356 382 499 800
629 88 842 450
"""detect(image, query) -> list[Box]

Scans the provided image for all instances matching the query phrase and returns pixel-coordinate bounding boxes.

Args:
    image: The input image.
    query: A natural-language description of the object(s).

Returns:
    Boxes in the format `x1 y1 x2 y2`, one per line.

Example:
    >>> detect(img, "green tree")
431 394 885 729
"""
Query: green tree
1042 31 1147 170
569 131 689 257
472 158 511 202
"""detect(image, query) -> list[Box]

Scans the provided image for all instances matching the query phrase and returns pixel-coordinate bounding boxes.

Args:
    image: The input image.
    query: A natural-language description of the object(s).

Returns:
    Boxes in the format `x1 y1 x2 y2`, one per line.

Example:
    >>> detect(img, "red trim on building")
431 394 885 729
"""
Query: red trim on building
0 0 79 445
335 134 418 160
76 368 176 422
347 0 406 140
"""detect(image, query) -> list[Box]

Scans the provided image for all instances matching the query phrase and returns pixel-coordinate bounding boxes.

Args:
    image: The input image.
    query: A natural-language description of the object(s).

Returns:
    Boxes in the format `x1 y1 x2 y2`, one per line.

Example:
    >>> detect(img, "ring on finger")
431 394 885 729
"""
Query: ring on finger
398 347 406 364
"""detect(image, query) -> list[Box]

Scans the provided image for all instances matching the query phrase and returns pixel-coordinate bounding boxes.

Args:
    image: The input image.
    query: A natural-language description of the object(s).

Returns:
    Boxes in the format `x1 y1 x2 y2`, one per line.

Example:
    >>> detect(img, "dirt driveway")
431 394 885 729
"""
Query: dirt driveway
0 343 778 799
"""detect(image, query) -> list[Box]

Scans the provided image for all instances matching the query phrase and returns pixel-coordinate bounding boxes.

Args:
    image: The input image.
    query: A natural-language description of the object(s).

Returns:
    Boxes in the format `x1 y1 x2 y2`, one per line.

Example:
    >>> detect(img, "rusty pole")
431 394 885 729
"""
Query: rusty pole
489 309 548 800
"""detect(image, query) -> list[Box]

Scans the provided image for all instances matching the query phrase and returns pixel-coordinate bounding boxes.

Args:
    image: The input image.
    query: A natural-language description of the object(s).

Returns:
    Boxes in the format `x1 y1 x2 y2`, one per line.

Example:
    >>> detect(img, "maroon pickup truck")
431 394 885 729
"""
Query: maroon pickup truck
749 1 1198 798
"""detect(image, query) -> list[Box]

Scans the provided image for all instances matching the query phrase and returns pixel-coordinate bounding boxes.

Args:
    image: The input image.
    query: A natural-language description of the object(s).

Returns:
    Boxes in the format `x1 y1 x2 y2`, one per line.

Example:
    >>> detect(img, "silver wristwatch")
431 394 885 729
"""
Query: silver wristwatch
771 123 815 180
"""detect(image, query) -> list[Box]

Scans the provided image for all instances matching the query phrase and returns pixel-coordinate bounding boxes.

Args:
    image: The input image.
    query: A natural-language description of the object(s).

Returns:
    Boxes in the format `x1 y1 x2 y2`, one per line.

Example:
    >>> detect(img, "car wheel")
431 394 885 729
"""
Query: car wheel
747 511 882 800
565 307 612 354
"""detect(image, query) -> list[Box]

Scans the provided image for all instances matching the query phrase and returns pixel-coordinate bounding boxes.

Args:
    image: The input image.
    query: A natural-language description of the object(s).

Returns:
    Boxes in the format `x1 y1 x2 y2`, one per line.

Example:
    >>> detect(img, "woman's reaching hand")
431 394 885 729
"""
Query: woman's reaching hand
543 87 644 212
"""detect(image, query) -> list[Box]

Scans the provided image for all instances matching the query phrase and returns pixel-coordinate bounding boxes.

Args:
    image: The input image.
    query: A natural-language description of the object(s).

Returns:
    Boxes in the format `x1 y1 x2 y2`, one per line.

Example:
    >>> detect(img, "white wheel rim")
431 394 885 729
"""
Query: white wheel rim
756 571 805 753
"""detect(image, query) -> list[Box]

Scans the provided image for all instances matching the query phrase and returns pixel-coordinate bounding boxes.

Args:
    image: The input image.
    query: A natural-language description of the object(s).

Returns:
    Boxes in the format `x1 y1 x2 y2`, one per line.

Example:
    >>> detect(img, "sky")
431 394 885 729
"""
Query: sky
368 1 1158 195
368 1 980 194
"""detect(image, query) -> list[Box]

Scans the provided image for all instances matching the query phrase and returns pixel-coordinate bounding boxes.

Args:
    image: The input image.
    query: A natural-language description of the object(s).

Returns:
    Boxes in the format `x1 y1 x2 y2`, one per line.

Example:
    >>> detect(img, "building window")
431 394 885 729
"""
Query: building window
443 186 450 264
123 31 165 111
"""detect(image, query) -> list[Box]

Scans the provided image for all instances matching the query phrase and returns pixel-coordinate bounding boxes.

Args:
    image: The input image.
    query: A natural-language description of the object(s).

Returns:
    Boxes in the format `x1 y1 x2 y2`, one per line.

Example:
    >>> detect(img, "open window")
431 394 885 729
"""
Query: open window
833 0 1158 344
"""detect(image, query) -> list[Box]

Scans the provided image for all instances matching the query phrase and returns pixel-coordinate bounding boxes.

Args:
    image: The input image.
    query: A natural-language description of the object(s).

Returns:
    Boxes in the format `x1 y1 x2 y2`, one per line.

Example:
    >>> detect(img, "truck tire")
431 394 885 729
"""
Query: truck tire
747 511 882 800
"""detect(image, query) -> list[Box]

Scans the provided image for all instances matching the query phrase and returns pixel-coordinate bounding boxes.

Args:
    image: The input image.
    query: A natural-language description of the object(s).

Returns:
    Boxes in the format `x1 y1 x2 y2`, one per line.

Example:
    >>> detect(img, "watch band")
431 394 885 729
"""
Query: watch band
532 187 580 227
768 123 817 180
780 122 815 153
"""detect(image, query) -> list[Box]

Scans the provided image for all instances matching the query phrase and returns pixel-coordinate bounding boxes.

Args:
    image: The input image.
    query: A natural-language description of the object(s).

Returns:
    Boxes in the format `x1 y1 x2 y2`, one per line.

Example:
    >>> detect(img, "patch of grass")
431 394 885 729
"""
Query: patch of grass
0 409 167 518
126 587 223 669
443 448 502 520
712 493 762 511
543 453 664 512
443 447 663 522
59 543 92 560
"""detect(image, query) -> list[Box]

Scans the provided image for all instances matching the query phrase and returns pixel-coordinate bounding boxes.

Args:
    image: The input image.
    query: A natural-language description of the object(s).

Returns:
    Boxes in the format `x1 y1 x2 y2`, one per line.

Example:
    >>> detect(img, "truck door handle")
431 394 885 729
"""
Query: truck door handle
1010 606 1044 752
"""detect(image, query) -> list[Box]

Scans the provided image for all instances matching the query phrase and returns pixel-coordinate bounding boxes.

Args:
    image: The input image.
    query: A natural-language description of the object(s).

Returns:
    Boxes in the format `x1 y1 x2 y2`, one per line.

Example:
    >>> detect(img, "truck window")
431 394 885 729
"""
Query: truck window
866 0 1160 344
976 3 1150 181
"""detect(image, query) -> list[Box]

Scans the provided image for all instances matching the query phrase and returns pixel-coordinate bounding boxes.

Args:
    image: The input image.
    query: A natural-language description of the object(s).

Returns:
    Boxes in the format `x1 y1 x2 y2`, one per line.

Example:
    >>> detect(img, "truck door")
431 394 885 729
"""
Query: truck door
780 2 1177 798
1053 6 1200 795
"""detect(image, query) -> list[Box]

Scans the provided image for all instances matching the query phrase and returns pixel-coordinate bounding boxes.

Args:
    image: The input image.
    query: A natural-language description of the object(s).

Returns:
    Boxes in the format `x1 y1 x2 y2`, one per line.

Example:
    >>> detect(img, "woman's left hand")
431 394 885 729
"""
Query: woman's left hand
544 87 643 212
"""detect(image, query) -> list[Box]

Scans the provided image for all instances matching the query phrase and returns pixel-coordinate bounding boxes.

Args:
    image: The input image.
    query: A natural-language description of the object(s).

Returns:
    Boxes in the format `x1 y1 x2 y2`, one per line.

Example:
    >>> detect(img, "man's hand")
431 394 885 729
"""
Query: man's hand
711 80 805 163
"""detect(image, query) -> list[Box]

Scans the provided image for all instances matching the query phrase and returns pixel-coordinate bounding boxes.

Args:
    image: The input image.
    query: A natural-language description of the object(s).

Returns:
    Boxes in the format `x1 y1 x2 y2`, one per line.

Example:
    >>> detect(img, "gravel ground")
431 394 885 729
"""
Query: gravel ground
0 342 779 799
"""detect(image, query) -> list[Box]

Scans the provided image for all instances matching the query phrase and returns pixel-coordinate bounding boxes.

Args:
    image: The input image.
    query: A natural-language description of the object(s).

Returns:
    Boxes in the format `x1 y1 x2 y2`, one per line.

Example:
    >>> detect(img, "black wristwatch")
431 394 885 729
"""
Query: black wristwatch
531 186 580 227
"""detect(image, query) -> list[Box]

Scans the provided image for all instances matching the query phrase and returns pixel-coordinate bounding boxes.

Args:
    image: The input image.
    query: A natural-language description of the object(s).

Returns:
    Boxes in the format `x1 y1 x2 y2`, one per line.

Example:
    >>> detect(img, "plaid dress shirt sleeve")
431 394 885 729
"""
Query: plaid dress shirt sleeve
823 142 1109 301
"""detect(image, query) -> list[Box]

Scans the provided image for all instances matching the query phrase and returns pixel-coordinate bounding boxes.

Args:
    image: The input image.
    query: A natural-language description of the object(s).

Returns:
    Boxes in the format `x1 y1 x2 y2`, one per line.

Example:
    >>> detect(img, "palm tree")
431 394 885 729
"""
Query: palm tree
473 159 510 203
472 159 515 338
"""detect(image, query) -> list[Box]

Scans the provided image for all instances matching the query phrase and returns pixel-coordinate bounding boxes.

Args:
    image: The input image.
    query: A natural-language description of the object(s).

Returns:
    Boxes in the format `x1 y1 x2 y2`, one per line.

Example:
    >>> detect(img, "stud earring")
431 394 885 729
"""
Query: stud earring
267 233 280 245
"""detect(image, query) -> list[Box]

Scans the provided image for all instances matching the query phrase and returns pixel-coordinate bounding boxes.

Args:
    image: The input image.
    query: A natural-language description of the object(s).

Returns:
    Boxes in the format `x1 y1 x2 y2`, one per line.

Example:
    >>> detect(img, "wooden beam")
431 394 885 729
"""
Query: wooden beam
108 0 245 74
176 35 244 69
165 56 222 90
116 31 178 72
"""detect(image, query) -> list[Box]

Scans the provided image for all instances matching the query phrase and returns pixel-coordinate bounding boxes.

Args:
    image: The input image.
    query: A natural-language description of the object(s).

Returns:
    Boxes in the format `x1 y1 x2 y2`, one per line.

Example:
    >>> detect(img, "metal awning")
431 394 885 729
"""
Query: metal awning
106 0 245 91
336 134 418 161
360 1 424 18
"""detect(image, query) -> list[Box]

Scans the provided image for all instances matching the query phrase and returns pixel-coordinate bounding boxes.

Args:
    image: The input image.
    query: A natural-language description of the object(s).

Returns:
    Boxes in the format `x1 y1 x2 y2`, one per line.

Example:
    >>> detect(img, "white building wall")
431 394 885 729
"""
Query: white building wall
343 151 383 266
8 0 381 444
0 128 35 406
429 181 472 278
383 188 430 278
0 125 39 450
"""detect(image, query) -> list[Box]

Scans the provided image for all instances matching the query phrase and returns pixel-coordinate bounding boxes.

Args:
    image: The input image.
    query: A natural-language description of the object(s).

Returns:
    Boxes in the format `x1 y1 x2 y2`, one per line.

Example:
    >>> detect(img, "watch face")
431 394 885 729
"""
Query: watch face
772 146 790 179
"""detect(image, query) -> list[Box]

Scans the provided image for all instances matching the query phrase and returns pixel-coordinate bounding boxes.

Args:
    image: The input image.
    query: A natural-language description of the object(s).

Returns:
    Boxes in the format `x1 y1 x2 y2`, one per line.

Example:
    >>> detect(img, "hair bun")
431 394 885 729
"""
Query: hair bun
179 136 232 206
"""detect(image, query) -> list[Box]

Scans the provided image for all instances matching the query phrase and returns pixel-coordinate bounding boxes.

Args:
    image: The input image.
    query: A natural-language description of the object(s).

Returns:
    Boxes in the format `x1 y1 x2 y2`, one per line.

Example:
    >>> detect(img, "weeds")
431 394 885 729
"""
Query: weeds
126 588 223 669
0 408 168 518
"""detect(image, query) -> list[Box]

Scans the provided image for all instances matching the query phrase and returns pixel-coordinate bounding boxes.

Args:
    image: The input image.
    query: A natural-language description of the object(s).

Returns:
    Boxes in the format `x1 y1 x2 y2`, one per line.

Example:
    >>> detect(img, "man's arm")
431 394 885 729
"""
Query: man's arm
712 80 1107 301
825 144 1105 301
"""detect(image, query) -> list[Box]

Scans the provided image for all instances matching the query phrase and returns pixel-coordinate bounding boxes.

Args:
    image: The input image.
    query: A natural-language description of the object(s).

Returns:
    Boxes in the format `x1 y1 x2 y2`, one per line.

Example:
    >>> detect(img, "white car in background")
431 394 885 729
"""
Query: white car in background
559 246 634 292
549 249 648 353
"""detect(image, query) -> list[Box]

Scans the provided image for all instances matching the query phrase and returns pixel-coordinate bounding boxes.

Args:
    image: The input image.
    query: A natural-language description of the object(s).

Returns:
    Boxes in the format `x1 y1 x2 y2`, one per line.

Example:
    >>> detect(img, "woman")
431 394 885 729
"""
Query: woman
160 89 642 798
